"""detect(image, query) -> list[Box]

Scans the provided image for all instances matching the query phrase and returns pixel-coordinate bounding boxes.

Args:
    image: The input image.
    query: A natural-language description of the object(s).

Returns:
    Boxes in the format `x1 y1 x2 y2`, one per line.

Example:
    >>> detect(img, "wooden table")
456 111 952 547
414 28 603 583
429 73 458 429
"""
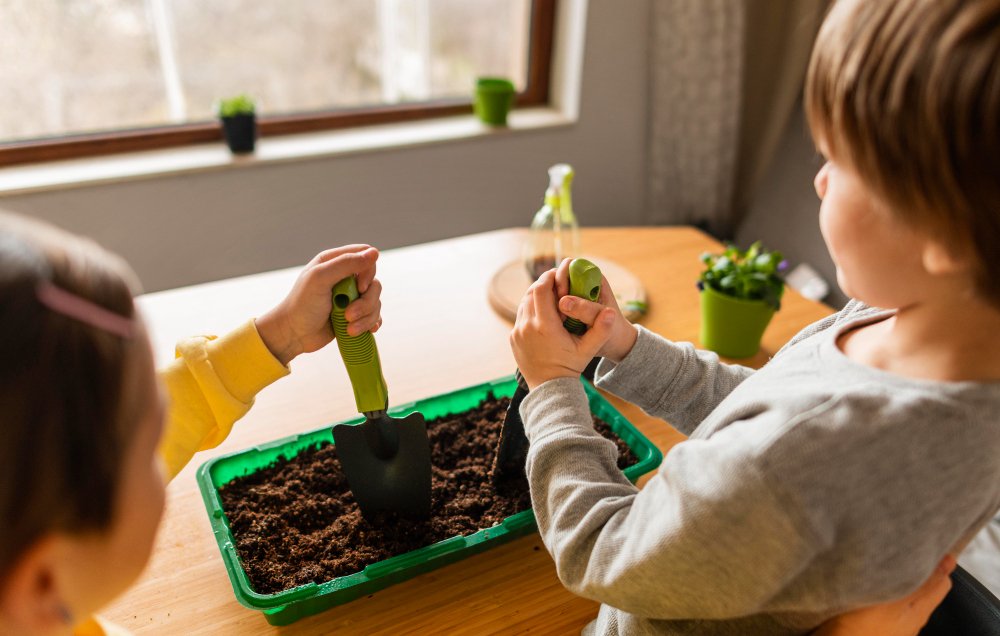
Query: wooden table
104 227 833 635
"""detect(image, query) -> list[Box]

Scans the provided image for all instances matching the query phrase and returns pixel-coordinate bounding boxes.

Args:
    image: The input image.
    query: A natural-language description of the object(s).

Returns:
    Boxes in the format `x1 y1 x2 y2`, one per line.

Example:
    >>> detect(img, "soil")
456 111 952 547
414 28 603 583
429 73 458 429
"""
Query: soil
220 393 638 595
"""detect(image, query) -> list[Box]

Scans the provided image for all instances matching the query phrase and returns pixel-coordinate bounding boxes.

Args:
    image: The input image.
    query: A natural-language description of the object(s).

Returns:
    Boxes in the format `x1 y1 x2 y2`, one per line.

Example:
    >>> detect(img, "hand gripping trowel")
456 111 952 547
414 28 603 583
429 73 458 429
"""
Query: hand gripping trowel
491 258 603 483
329 276 432 518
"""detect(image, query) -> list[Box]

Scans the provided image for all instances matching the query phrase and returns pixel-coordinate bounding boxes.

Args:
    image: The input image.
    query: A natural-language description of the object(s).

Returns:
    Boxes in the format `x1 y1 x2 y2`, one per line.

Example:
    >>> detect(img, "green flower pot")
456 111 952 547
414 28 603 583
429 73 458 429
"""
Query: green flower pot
699 284 776 358
474 77 515 126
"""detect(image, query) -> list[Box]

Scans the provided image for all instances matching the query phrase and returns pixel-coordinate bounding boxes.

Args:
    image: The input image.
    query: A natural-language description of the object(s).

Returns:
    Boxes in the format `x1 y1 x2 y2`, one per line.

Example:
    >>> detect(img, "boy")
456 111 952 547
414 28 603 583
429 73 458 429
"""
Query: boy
509 0 1000 634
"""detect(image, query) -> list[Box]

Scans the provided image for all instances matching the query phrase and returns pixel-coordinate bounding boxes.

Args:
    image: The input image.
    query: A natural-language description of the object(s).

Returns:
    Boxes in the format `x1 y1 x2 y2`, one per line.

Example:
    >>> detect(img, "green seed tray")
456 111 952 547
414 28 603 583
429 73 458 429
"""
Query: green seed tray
196 375 663 626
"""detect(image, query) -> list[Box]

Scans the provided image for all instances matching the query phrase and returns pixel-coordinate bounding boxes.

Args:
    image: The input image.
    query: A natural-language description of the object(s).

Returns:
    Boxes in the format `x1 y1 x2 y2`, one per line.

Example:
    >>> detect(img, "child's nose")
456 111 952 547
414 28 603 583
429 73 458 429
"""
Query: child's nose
814 162 830 200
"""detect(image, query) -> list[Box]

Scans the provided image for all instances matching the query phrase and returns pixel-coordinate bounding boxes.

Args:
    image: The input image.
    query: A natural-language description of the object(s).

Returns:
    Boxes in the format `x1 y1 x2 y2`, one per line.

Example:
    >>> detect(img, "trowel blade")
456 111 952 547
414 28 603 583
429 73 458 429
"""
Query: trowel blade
491 382 530 483
333 411 432 519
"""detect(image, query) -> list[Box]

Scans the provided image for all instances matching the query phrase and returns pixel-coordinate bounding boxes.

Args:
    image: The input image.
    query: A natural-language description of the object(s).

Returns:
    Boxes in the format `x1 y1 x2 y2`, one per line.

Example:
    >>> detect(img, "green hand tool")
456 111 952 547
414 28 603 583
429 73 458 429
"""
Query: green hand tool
491 258 603 483
329 276 432 519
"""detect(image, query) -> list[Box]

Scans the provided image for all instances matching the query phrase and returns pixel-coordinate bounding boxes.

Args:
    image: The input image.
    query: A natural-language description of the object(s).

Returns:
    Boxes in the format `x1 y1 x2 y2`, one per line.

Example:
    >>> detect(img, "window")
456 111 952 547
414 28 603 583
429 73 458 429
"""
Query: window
0 0 555 166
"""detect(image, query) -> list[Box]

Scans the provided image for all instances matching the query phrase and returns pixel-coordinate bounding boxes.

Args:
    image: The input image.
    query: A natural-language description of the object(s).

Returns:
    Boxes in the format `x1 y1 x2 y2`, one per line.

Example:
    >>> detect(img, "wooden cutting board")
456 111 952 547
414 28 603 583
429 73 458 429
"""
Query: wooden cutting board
487 256 648 323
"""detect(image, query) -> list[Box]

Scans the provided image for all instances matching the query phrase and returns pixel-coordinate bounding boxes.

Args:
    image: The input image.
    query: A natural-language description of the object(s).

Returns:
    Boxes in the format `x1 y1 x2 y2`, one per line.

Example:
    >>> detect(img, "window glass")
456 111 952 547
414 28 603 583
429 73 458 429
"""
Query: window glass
0 0 531 143
2 0 167 141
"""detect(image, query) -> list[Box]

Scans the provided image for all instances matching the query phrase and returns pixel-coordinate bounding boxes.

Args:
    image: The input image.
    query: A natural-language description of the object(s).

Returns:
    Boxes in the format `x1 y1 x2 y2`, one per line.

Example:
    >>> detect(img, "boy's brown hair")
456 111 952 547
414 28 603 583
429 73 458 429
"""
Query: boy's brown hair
0 213 142 583
806 0 1000 303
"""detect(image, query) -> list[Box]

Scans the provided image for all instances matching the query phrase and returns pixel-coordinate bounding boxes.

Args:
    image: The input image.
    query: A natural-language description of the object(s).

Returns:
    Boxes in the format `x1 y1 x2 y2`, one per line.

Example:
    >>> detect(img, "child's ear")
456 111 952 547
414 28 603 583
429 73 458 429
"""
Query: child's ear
0 536 73 632
922 239 970 276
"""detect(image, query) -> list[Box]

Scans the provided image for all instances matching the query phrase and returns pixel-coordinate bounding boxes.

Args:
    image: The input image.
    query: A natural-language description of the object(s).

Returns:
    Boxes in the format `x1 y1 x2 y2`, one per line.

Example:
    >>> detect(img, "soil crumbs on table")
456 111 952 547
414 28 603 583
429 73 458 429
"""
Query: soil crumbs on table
220 393 638 594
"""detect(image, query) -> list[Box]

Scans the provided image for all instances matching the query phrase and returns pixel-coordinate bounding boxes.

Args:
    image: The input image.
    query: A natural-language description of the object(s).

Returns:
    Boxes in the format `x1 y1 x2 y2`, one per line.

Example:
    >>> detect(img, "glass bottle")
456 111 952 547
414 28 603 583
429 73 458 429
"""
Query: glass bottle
523 163 580 280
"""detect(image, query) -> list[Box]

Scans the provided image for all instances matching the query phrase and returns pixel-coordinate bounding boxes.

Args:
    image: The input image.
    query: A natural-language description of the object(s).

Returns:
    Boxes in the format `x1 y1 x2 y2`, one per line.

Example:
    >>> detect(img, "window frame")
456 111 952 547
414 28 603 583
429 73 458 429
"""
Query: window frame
0 0 556 168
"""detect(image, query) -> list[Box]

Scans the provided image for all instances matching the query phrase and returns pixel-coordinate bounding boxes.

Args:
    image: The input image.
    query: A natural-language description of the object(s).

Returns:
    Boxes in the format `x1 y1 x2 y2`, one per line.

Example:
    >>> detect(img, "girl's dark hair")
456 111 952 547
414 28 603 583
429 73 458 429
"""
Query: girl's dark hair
0 213 141 581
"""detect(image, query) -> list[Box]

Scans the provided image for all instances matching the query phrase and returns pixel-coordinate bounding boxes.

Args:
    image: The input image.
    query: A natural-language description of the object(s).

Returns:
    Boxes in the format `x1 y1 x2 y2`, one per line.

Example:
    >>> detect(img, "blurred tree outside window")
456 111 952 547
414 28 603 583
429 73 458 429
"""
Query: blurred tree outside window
0 0 532 144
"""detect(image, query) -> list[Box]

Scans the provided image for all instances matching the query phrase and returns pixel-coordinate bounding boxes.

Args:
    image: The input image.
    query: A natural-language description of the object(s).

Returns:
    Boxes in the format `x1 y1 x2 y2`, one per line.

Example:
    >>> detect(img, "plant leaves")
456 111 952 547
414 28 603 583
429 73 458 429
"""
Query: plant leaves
698 240 785 305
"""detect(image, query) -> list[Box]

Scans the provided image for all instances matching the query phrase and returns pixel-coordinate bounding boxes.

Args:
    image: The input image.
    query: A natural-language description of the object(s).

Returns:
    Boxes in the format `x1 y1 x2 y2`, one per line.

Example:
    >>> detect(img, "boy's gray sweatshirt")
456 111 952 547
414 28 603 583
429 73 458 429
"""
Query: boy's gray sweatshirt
520 301 1000 635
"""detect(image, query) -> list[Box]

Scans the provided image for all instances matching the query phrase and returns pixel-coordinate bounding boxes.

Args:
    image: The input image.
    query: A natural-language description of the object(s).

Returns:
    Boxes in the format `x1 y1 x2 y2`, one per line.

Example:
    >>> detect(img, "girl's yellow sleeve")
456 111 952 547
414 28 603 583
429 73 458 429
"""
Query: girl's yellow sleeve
157 319 290 481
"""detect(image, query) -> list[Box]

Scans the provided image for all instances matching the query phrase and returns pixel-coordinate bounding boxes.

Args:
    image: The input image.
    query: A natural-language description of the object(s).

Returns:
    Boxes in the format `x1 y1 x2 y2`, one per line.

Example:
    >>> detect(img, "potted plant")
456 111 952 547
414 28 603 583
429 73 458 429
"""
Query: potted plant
216 94 257 154
697 241 787 358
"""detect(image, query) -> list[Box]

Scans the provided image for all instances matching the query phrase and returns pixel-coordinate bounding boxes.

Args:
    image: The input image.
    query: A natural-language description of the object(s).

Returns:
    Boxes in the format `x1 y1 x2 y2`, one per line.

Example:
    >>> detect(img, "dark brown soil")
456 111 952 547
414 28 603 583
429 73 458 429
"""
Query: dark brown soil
219 394 638 595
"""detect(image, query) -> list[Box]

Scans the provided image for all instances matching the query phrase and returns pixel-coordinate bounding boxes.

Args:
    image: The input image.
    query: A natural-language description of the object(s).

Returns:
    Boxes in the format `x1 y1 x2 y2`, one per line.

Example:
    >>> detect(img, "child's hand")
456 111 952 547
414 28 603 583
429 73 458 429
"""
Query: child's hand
256 245 380 365
553 258 638 363
510 270 617 390
812 555 955 636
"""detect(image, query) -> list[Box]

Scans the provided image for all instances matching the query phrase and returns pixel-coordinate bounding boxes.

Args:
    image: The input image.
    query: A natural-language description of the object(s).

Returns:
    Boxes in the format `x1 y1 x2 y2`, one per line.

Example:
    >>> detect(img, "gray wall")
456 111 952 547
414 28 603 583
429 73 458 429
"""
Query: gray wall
0 0 650 292
735 105 846 307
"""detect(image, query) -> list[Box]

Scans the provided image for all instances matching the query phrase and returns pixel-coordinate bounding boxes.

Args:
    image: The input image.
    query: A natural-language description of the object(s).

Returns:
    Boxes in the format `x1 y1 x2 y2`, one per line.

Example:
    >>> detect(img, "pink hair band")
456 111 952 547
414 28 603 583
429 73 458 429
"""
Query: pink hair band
35 281 135 339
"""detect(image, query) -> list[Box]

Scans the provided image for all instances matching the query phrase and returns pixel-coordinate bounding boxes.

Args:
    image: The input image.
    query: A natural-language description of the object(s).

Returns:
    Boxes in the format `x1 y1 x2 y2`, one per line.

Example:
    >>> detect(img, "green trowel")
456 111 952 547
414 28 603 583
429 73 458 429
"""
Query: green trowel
491 258 603 483
329 276 432 519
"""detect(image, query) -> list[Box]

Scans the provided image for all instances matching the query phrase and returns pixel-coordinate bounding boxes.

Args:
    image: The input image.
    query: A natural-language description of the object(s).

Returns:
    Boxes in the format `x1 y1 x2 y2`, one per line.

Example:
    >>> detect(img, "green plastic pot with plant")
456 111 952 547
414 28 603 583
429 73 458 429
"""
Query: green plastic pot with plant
216 94 257 154
697 241 787 358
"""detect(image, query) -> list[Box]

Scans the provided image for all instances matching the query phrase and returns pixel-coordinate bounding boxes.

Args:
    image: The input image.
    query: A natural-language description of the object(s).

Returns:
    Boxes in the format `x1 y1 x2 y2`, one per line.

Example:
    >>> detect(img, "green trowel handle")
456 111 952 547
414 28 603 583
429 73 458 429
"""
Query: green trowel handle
564 258 603 335
330 276 389 414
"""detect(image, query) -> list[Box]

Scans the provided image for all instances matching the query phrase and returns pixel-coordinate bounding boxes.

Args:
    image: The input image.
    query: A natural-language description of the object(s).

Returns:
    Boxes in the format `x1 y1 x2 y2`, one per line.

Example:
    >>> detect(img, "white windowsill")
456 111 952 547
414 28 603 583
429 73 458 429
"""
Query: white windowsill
0 107 574 197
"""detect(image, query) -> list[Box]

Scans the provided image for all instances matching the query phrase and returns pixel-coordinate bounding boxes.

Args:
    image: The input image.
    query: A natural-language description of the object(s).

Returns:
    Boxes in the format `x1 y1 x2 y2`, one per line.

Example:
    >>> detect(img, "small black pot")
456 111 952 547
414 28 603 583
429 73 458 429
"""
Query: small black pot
220 113 256 154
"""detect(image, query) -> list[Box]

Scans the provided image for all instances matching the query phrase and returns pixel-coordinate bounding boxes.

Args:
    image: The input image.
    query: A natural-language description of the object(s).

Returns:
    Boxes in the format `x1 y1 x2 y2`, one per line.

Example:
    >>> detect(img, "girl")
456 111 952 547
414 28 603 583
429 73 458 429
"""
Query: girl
0 213 381 635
